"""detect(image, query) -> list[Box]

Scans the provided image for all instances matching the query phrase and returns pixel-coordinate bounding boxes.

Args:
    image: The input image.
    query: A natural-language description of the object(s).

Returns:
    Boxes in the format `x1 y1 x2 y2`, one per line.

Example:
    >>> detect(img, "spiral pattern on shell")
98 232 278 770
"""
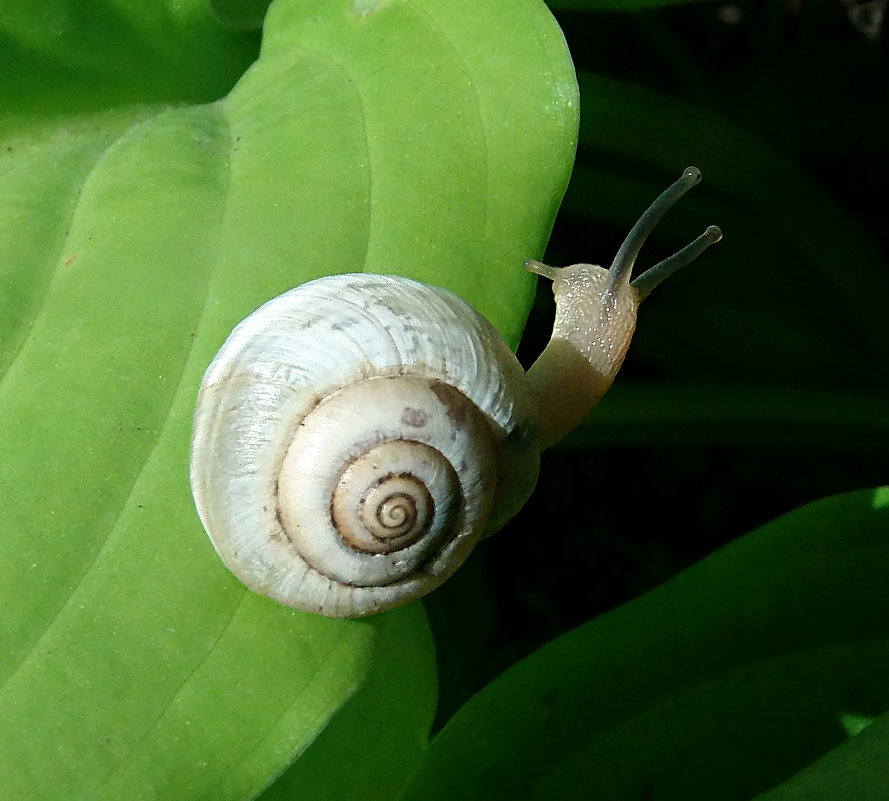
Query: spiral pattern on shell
190 274 539 617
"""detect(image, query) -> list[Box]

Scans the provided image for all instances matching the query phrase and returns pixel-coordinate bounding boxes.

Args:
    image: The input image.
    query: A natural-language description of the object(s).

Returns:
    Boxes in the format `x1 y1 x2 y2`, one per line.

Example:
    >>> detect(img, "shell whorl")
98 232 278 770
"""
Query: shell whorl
190 274 539 618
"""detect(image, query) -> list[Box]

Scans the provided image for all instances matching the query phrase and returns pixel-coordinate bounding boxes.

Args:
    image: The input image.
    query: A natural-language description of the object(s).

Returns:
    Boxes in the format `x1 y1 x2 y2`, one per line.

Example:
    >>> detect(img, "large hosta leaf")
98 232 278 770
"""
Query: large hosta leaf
753 706 889 800
403 488 889 800
0 1 578 799
0 0 256 109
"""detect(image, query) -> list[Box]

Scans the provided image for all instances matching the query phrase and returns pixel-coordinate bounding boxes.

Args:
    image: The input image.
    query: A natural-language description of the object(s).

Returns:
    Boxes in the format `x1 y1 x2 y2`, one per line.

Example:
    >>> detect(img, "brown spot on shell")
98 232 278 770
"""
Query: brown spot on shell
401 407 429 428
429 381 471 427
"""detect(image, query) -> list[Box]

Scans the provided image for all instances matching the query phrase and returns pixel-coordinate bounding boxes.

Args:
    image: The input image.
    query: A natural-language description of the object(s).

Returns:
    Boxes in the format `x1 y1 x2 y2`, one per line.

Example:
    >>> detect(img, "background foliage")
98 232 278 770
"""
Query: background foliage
1 0 887 799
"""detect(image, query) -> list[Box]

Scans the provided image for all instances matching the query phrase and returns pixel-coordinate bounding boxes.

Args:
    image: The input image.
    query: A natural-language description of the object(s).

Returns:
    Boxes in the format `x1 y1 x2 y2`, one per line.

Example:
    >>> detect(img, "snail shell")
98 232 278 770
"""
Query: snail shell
190 274 539 618
190 168 721 618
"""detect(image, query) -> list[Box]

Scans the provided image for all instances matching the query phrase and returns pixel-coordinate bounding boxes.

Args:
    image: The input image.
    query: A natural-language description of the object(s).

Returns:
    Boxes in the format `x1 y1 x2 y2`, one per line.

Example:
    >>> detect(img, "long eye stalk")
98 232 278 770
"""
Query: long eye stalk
607 166 722 295
632 224 722 299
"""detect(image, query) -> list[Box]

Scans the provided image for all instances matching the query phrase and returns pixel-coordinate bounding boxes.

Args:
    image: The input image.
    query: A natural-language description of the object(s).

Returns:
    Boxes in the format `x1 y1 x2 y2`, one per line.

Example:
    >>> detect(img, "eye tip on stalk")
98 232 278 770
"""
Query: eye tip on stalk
681 166 702 187
524 259 557 280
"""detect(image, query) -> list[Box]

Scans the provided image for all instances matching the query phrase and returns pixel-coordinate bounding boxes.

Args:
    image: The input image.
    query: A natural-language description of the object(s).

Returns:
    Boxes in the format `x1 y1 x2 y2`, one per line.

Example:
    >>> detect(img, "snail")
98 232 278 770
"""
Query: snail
190 167 721 618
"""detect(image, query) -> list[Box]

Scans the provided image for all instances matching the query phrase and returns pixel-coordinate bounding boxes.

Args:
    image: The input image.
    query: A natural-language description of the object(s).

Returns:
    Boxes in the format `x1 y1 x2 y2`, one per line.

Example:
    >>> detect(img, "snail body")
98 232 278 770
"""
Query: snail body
190 168 721 617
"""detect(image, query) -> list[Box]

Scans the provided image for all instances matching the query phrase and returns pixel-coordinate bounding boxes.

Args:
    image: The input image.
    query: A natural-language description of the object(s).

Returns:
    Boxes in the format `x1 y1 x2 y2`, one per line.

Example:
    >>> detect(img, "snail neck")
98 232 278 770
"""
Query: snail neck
523 166 723 450
525 263 640 450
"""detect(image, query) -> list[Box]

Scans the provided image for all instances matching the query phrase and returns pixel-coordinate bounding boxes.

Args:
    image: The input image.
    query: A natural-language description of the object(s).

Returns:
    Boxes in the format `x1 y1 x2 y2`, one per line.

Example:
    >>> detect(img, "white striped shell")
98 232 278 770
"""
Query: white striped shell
190 274 540 618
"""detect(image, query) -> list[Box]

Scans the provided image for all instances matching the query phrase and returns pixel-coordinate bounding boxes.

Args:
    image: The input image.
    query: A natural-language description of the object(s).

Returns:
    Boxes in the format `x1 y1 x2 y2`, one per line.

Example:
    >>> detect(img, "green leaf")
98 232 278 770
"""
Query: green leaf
752 708 889 801
402 488 889 801
0 0 257 109
258 603 437 801
0 0 578 799
210 0 273 30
